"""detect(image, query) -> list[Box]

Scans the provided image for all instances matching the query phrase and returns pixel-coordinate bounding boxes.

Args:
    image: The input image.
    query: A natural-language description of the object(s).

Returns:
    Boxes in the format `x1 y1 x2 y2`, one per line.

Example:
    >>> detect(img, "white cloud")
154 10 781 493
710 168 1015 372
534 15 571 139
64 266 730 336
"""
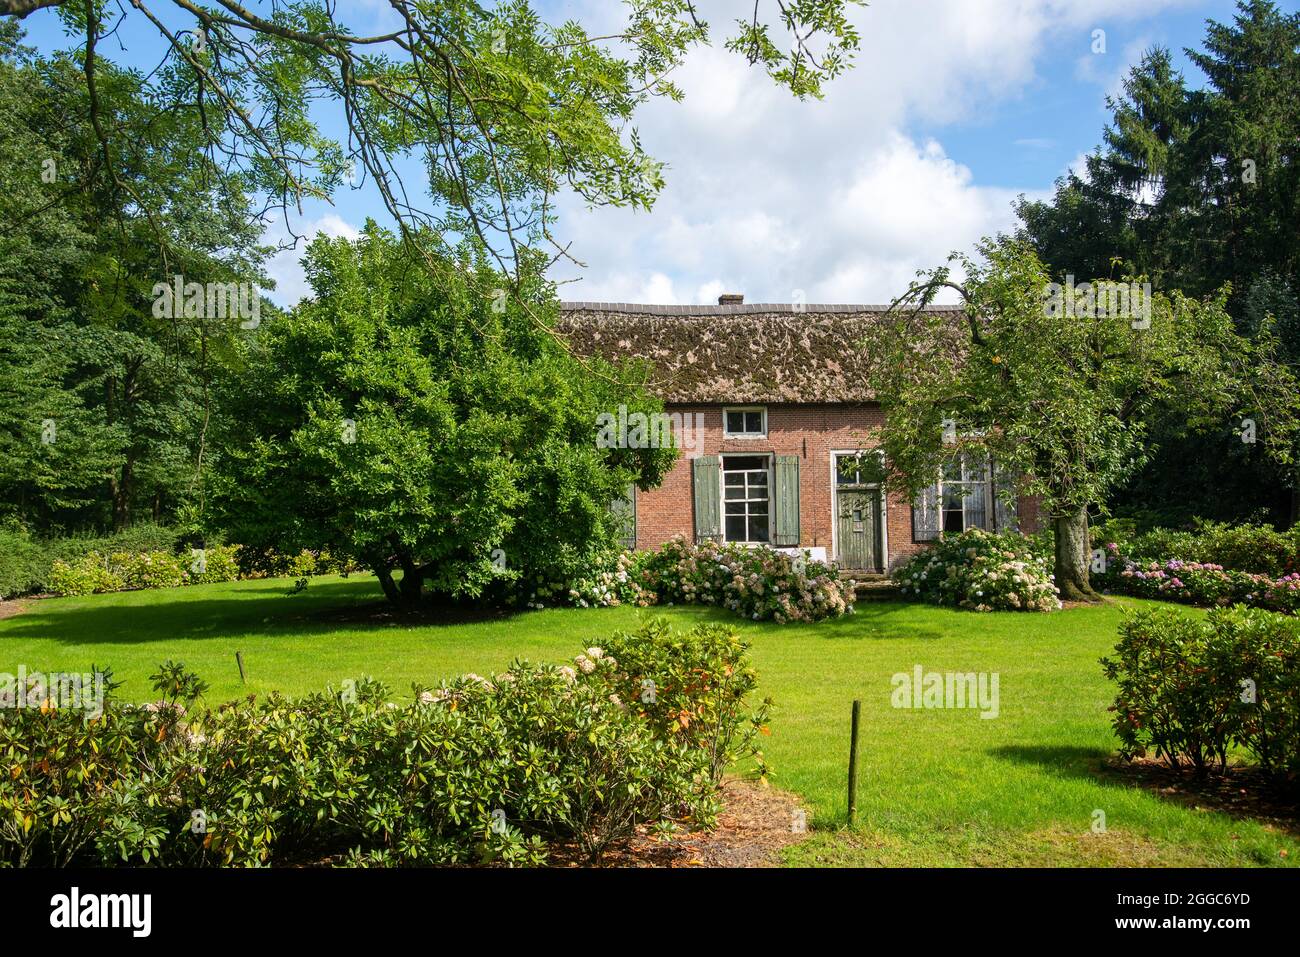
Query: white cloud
552 0 1191 305
262 214 362 308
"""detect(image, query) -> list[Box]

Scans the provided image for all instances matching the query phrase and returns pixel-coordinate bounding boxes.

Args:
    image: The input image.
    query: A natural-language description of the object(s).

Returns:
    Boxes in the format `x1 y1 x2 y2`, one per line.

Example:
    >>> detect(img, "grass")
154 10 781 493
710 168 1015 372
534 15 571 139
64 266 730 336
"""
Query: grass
1 576 1296 867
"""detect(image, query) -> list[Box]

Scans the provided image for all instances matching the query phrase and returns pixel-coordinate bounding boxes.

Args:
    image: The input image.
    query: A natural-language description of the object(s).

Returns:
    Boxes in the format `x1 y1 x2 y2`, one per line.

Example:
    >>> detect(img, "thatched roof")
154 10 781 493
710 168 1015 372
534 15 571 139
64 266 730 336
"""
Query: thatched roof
556 301 965 404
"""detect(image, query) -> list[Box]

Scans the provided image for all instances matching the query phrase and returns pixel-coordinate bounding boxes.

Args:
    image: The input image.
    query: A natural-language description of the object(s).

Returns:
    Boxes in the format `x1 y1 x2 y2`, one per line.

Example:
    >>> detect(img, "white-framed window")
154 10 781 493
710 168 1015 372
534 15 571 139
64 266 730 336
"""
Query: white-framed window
722 454 771 543
723 406 767 439
913 453 1018 542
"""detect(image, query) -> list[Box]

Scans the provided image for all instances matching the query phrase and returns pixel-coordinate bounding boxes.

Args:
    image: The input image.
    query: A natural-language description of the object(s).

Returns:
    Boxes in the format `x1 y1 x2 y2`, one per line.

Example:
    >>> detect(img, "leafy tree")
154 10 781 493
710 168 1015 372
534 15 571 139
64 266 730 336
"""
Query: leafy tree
1 0 865 285
876 237 1299 601
1014 0 1300 526
214 226 674 606
0 23 270 533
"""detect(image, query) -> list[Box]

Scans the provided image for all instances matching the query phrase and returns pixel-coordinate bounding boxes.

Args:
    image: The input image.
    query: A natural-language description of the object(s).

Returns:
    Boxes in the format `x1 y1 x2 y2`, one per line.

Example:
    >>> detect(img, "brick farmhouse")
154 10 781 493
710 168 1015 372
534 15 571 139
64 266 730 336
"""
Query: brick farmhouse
558 295 1041 574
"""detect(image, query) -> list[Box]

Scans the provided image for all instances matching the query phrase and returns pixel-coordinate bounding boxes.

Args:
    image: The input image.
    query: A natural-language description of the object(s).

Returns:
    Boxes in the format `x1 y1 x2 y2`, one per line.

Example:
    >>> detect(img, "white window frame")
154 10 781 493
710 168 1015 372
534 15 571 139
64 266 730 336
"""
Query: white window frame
721 453 773 544
722 406 767 440
939 453 992 535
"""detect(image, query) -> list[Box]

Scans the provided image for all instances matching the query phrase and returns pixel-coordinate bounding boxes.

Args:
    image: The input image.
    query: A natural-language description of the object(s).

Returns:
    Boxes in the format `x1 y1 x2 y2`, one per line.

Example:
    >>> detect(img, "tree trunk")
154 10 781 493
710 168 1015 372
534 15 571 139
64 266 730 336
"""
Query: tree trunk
1053 506 1101 603
112 459 133 531
375 566 401 605
398 567 424 605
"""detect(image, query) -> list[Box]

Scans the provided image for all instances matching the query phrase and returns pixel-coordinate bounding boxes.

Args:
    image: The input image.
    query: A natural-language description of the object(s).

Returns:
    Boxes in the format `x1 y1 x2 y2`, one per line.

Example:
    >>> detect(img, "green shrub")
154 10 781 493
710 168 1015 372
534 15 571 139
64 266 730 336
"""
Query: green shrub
1101 606 1300 781
1100 520 1299 577
47 552 125 597
893 528 1061 612
188 544 241 584
0 621 759 866
0 525 48 600
598 618 772 785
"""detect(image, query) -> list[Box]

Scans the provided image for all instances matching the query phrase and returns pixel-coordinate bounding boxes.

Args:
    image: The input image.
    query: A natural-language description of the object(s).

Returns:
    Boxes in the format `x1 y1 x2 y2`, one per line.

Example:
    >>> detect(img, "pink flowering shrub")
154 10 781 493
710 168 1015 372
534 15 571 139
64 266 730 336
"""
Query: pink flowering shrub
893 529 1061 612
1096 543 1300 616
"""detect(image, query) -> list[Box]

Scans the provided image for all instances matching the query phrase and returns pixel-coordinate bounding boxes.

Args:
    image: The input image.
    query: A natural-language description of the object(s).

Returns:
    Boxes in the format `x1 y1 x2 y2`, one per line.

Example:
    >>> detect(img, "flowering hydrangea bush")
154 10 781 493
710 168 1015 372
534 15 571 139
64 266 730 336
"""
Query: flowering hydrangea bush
893 529 1061 612
565 551 656 609
537 537 855 623
1097 520 1300 578
636 537 856 623
1096 543 1300 615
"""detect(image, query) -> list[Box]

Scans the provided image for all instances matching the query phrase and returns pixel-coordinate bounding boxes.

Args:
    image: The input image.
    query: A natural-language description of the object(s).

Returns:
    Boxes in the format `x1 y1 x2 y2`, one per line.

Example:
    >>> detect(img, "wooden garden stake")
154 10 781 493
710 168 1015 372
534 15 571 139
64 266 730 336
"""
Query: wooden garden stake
847 699 861 826
236 651 247 685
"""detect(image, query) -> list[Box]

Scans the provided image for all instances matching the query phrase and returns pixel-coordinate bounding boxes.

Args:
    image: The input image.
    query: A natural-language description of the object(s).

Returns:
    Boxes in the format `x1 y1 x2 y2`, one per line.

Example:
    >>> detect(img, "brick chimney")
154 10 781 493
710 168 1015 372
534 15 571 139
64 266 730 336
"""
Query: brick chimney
717 293 744 305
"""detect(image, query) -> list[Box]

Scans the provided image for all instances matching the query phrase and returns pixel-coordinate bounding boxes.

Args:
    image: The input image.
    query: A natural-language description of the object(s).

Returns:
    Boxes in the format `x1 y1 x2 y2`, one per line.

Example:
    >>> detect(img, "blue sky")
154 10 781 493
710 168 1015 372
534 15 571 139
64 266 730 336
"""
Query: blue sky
13 0 1286 305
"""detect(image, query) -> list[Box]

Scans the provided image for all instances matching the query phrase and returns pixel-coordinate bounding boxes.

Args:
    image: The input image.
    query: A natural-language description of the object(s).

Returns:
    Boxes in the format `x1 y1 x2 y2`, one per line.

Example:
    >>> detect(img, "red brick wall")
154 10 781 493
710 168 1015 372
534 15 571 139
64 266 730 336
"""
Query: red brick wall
634 403 1039 571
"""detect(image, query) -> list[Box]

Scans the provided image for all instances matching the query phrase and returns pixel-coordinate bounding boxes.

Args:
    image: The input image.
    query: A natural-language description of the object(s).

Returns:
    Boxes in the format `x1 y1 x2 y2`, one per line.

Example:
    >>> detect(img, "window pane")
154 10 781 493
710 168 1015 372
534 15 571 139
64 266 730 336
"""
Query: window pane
725 501 746 515
725 411 745 433
943 484 965 510
745 411 764 433
943 507 963 533
725 516 747 540
724 485 745 501
725 455 766 471
748 516 769 541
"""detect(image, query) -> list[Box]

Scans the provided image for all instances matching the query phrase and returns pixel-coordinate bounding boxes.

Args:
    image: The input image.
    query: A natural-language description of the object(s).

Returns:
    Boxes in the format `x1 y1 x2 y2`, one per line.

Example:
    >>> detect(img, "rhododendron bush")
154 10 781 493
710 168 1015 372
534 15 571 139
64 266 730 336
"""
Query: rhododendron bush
1102 606 1300 781
0 620 766 867
893 529 1061 612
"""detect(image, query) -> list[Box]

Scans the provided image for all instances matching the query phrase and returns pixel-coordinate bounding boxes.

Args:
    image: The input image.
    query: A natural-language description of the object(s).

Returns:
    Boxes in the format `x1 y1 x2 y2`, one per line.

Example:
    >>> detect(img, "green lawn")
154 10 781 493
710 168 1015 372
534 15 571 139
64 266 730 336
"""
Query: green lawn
1 576 1295 867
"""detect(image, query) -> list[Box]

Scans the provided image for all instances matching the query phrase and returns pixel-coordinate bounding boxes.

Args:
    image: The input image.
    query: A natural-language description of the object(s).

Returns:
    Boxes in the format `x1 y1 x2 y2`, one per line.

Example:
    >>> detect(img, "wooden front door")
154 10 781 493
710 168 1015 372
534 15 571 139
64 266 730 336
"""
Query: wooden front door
836 489 881 571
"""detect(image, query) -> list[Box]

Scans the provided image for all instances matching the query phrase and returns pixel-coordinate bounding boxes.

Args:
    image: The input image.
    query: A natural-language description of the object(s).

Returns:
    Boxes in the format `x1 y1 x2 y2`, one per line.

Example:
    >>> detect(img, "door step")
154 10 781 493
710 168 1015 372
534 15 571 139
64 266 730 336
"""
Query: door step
849 577 899 601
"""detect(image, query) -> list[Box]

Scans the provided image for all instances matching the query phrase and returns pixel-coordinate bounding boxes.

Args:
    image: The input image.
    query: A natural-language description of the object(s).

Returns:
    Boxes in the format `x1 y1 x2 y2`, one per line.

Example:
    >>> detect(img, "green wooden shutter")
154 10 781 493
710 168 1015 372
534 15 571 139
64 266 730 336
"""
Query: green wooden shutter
692 456 721 542
611 483 637 548
992 464 1019 533
774 455 800 546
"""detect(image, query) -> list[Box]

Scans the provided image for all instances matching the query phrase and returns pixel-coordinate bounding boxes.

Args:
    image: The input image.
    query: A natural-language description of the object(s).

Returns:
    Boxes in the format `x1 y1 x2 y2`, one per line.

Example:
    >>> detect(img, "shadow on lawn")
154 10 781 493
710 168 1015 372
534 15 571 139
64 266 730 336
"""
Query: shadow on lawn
801 600 948 641
0 578 528 646
993 744 1300 835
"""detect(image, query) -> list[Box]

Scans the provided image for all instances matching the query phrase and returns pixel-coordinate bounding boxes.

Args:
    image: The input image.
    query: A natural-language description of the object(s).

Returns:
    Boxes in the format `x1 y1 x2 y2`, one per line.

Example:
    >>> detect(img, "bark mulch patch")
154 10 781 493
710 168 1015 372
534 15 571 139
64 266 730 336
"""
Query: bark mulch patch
0 600 28 621
550 778 811 868
1102 757 1300 840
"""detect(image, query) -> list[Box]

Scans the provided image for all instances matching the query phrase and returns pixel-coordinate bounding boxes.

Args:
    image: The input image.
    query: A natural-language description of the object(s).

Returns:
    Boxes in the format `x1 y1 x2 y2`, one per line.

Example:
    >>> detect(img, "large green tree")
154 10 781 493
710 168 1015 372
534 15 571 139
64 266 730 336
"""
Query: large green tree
0 23 270 533
877 238 1299 601
1015 0 1300 526
214 226 675 606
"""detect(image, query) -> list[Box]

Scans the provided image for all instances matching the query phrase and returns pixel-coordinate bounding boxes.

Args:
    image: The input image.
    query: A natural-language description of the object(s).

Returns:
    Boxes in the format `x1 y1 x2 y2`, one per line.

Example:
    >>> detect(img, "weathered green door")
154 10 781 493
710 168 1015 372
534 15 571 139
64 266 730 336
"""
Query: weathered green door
837 490 880 571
